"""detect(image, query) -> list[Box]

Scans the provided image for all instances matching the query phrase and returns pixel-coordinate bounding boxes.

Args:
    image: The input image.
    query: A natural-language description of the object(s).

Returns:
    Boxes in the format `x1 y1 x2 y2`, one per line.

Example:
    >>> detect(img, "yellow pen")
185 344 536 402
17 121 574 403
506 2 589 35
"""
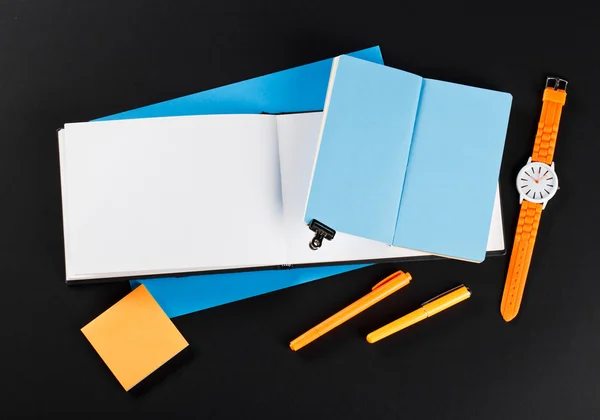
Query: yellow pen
366 284 471 343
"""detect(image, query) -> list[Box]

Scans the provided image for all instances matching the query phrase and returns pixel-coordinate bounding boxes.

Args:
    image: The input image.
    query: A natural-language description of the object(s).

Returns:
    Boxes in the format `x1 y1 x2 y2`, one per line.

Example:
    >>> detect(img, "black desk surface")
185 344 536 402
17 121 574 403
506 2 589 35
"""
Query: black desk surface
2 4 599 418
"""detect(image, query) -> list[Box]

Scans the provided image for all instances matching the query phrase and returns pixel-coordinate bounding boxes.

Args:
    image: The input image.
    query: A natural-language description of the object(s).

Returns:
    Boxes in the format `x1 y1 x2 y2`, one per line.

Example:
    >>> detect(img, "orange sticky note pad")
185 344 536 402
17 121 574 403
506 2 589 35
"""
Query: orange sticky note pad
81 285 189 391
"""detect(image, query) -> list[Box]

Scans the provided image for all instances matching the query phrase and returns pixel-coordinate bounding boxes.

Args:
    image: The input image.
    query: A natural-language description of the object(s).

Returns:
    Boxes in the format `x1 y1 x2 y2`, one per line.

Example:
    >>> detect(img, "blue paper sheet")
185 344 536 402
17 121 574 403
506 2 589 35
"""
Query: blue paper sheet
97 47 383 317
130 265 366 319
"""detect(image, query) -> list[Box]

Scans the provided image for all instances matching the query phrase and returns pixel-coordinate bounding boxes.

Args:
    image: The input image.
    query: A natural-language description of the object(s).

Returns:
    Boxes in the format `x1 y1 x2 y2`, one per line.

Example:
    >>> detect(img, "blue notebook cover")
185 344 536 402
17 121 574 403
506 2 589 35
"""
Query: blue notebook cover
306 56 422 244
305 55 512 262
96 47 383 317
393 79 512 261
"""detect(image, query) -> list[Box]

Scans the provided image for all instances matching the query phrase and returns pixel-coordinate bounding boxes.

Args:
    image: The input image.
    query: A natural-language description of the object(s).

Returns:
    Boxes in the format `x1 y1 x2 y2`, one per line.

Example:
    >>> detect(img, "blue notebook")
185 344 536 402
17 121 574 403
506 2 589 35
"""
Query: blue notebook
306 55 512 262
96 48 383 317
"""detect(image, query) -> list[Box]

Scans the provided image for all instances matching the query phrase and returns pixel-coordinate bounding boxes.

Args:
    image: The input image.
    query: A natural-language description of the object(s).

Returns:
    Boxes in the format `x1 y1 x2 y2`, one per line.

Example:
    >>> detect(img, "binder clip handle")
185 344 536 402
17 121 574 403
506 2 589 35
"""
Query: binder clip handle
310 235 323 251
308 220 336 251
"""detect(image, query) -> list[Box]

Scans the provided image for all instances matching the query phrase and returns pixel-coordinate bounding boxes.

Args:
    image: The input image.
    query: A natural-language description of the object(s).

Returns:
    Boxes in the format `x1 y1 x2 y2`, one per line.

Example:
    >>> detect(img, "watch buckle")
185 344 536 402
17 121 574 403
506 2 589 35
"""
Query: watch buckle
546 77 568 92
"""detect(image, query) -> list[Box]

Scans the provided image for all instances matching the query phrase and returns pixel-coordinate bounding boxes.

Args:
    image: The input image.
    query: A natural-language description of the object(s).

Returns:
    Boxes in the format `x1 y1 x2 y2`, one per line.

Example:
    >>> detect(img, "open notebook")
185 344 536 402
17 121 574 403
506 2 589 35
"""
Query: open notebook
59 112 504 281
305 56 512 262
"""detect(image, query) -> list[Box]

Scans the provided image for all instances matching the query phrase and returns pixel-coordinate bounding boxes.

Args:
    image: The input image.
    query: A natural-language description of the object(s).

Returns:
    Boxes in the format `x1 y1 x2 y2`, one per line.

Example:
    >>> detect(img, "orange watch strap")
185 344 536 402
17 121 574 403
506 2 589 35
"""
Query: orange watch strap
501 80 567 322
531 87 567 164
500 201 543 322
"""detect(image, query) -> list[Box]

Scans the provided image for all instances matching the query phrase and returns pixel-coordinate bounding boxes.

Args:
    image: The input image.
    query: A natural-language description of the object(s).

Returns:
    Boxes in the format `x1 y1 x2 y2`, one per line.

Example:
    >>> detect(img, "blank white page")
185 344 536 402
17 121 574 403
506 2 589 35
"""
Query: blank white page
276 112 504 265
60 115 286 280
488 187 505 252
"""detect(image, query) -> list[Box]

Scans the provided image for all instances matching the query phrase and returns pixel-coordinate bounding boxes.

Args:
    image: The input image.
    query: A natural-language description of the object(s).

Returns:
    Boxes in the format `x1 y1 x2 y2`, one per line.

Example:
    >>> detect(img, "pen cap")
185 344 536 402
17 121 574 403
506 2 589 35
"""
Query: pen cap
422 285 471 317
372 270 412 290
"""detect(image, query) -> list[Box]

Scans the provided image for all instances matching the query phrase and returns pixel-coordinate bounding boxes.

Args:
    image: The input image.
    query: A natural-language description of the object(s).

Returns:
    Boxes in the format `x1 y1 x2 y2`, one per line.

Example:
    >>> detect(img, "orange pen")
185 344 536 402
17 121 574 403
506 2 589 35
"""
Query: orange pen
289 270 412 351
366 284 471 343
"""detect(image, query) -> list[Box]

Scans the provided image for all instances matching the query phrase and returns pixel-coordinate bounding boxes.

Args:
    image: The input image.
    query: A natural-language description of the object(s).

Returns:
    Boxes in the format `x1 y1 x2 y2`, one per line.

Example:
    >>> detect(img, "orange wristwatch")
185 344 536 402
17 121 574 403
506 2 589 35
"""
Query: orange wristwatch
500 77 567 322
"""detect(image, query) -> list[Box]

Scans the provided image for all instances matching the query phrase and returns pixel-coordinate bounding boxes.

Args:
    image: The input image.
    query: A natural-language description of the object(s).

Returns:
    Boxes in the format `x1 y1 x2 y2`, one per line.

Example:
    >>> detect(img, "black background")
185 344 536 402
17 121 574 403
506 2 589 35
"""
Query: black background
2 3 600 418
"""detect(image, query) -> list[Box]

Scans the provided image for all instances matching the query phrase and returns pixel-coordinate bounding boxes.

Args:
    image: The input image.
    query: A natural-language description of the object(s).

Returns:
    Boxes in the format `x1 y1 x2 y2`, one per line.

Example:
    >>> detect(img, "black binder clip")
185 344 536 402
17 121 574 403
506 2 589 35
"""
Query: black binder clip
308 220 336 251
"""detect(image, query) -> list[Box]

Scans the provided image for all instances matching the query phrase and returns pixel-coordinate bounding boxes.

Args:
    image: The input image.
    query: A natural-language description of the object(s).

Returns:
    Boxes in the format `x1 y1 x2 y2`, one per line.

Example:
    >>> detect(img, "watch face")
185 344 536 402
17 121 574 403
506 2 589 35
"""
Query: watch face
516 161 558 204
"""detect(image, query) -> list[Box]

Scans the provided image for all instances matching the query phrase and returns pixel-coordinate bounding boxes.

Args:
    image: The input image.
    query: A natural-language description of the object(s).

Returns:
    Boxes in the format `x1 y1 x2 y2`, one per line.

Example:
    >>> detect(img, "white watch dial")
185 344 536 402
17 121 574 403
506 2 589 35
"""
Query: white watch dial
516 161 558 204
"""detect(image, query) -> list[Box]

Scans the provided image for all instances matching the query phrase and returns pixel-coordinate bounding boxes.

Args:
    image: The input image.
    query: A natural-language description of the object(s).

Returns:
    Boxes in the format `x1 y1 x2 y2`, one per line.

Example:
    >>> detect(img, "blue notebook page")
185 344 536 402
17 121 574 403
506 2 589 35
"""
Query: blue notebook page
393 79 512 262
97 47 383 317
305 55 422 244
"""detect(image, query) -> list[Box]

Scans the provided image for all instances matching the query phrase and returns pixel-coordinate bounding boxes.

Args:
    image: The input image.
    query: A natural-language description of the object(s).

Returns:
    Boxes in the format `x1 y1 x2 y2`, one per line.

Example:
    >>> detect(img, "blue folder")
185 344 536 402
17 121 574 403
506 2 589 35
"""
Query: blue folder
97 47 383 318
